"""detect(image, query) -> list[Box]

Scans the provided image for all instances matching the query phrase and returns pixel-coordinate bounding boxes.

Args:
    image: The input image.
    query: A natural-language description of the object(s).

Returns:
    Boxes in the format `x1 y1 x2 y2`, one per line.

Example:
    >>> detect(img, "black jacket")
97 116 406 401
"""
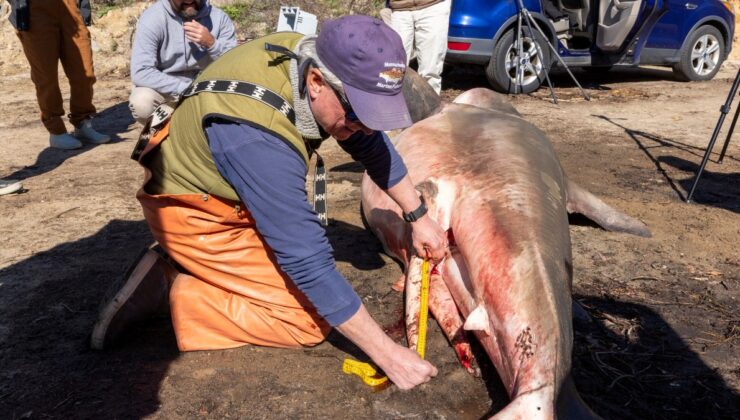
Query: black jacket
8 0 91 31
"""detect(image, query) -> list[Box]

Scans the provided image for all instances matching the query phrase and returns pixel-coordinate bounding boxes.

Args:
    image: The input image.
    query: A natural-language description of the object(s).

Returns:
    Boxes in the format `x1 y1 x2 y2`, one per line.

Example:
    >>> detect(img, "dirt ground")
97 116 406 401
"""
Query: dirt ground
1 34 739 420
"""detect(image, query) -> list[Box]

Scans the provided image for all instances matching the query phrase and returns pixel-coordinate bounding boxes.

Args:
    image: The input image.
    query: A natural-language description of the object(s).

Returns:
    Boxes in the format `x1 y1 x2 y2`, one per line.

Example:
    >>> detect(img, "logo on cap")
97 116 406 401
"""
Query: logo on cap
378 66 405 90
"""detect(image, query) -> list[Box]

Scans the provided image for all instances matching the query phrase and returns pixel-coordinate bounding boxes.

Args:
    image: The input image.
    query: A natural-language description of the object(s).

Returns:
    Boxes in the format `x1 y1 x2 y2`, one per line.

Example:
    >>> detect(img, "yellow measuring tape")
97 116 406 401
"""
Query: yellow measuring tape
342 259 431 389
416 259 430 359
341 359 389 390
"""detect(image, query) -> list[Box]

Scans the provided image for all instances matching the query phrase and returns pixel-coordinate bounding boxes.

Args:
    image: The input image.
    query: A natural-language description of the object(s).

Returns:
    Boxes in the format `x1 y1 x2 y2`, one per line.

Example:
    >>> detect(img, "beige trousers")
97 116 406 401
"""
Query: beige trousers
391 0 451 94
128 86 178 124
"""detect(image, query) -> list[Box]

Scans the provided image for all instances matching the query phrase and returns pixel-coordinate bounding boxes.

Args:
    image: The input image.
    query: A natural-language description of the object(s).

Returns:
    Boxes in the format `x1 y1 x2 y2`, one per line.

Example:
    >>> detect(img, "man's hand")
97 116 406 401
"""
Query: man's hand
336 305 438 390
377 342 438 390
183 21 215 49
409 214 447 264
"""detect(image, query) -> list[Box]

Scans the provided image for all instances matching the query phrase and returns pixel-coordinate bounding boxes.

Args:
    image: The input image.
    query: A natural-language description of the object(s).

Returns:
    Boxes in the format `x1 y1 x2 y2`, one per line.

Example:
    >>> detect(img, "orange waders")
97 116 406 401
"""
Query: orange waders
136 125 330 351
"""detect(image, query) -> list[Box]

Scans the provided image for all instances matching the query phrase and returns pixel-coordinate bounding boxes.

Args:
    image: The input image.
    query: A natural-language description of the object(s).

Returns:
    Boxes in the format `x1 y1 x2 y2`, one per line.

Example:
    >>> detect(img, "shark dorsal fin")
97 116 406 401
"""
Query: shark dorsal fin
463 305 490 335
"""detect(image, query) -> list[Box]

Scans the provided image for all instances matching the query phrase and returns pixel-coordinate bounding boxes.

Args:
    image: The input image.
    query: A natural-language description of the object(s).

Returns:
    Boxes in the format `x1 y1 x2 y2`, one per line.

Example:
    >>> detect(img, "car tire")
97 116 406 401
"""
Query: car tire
673 26 725 82
486 27 551 94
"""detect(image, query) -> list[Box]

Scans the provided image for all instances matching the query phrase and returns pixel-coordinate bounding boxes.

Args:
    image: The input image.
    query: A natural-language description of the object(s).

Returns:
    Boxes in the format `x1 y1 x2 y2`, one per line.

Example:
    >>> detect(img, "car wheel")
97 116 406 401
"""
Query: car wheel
486 27 551 94
673 26 725 82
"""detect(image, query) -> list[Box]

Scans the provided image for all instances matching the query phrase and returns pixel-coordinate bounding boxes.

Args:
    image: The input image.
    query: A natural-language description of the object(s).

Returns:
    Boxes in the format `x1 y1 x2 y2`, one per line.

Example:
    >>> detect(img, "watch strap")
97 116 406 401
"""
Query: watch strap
403 197 428 222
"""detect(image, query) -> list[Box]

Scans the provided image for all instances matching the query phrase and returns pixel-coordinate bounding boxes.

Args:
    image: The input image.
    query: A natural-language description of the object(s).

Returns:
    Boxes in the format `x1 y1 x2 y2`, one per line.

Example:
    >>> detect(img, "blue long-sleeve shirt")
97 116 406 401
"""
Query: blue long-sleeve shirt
205 122 407 326
131 0 237 97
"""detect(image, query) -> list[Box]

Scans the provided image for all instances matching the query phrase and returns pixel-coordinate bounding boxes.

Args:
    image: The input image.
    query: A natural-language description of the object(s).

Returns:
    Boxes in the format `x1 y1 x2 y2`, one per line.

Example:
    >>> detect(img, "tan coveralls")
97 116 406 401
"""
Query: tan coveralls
15 0 97 134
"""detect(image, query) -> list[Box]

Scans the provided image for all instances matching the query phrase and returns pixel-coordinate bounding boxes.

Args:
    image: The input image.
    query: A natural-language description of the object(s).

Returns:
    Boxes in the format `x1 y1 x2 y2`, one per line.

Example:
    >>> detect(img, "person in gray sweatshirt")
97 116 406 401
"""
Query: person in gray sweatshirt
129 0 237 123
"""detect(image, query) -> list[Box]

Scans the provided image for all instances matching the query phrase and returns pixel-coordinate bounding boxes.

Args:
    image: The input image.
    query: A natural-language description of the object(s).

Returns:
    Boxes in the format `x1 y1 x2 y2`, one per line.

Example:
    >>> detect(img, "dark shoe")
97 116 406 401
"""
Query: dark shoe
90 245 178 350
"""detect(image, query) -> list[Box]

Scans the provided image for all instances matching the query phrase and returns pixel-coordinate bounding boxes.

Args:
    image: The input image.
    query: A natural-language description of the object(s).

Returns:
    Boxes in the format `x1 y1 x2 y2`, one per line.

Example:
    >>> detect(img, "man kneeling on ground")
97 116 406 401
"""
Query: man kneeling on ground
128 0 236 123
93 15 447 390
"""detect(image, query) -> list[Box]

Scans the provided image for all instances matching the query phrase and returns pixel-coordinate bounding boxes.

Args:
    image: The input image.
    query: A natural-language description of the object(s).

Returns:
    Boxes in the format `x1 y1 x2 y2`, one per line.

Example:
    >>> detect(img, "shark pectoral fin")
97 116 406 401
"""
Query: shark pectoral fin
566 179 652 238
463 305 491 336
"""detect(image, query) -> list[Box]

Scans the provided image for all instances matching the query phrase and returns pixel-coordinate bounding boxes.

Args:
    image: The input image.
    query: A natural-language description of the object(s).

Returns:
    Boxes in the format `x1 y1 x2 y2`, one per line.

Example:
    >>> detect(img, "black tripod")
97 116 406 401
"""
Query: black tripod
513 0 590 102
686 66 739 202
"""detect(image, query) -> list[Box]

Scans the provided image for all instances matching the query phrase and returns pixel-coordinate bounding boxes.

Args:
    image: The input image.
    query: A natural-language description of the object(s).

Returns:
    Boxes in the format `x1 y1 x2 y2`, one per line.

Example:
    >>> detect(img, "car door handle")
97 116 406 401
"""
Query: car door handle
685 3 697 10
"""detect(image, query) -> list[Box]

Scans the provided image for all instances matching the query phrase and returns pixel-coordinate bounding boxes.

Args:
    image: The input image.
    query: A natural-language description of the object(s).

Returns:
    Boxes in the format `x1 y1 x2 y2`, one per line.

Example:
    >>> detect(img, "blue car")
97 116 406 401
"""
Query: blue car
446 0 736 93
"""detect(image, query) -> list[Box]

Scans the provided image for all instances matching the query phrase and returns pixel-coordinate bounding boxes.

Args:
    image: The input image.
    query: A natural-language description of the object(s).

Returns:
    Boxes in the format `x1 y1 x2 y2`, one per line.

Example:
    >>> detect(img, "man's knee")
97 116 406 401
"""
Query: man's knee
129 87 166 123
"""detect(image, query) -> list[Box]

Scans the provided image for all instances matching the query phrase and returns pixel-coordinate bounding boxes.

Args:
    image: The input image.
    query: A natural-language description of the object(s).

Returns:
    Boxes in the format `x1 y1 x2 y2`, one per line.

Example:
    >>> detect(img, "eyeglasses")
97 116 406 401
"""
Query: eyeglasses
330 86 361 124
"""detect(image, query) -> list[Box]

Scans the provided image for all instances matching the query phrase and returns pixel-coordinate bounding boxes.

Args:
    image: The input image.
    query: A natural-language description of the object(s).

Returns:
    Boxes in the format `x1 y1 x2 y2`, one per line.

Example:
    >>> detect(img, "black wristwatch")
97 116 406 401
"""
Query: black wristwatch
403 197 428 222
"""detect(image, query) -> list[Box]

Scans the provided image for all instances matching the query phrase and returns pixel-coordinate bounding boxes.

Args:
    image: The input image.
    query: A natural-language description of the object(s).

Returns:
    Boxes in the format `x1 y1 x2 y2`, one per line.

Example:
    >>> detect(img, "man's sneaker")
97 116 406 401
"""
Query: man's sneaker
73 119 110 144
0 180 22 196
50 133 83 150
90 245 178 350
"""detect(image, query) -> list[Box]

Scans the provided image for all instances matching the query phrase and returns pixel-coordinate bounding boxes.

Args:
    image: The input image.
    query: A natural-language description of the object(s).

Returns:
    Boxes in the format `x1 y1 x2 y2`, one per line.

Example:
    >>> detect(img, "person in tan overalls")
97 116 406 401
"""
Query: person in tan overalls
8 0 109 149
91 16 448 390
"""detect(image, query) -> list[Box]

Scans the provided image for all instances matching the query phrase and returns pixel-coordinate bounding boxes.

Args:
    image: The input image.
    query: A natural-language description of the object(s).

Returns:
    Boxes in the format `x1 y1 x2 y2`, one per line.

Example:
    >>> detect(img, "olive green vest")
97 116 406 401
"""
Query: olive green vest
146 32 313 200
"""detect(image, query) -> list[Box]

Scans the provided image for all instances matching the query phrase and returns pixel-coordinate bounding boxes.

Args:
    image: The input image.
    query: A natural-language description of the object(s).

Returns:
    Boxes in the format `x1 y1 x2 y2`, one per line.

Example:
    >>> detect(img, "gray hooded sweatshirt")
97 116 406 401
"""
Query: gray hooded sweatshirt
131 0 237 97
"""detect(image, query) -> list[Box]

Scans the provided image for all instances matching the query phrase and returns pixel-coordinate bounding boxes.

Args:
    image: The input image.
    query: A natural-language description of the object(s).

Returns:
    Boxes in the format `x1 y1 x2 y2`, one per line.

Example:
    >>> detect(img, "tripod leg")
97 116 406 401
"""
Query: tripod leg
515 12 523 94
524 9 591 101
686 67 740 202
717 94 740 163
521 8 557 103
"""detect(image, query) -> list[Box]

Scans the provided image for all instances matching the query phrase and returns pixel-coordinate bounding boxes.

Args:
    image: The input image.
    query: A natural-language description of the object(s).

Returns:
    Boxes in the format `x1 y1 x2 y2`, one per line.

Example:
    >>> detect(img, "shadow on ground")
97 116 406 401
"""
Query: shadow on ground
552 66 680 89
2 102 135 183
0 219 177 418
330 161 365 173
573 296 740 419
326 219 387 271
595 114 739 211
442 64 684 92
659 155 740 212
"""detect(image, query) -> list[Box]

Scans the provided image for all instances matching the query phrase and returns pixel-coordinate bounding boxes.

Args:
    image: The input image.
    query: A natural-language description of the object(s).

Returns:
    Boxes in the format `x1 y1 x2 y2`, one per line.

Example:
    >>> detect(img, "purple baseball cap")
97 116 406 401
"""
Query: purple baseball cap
316 15 412 131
